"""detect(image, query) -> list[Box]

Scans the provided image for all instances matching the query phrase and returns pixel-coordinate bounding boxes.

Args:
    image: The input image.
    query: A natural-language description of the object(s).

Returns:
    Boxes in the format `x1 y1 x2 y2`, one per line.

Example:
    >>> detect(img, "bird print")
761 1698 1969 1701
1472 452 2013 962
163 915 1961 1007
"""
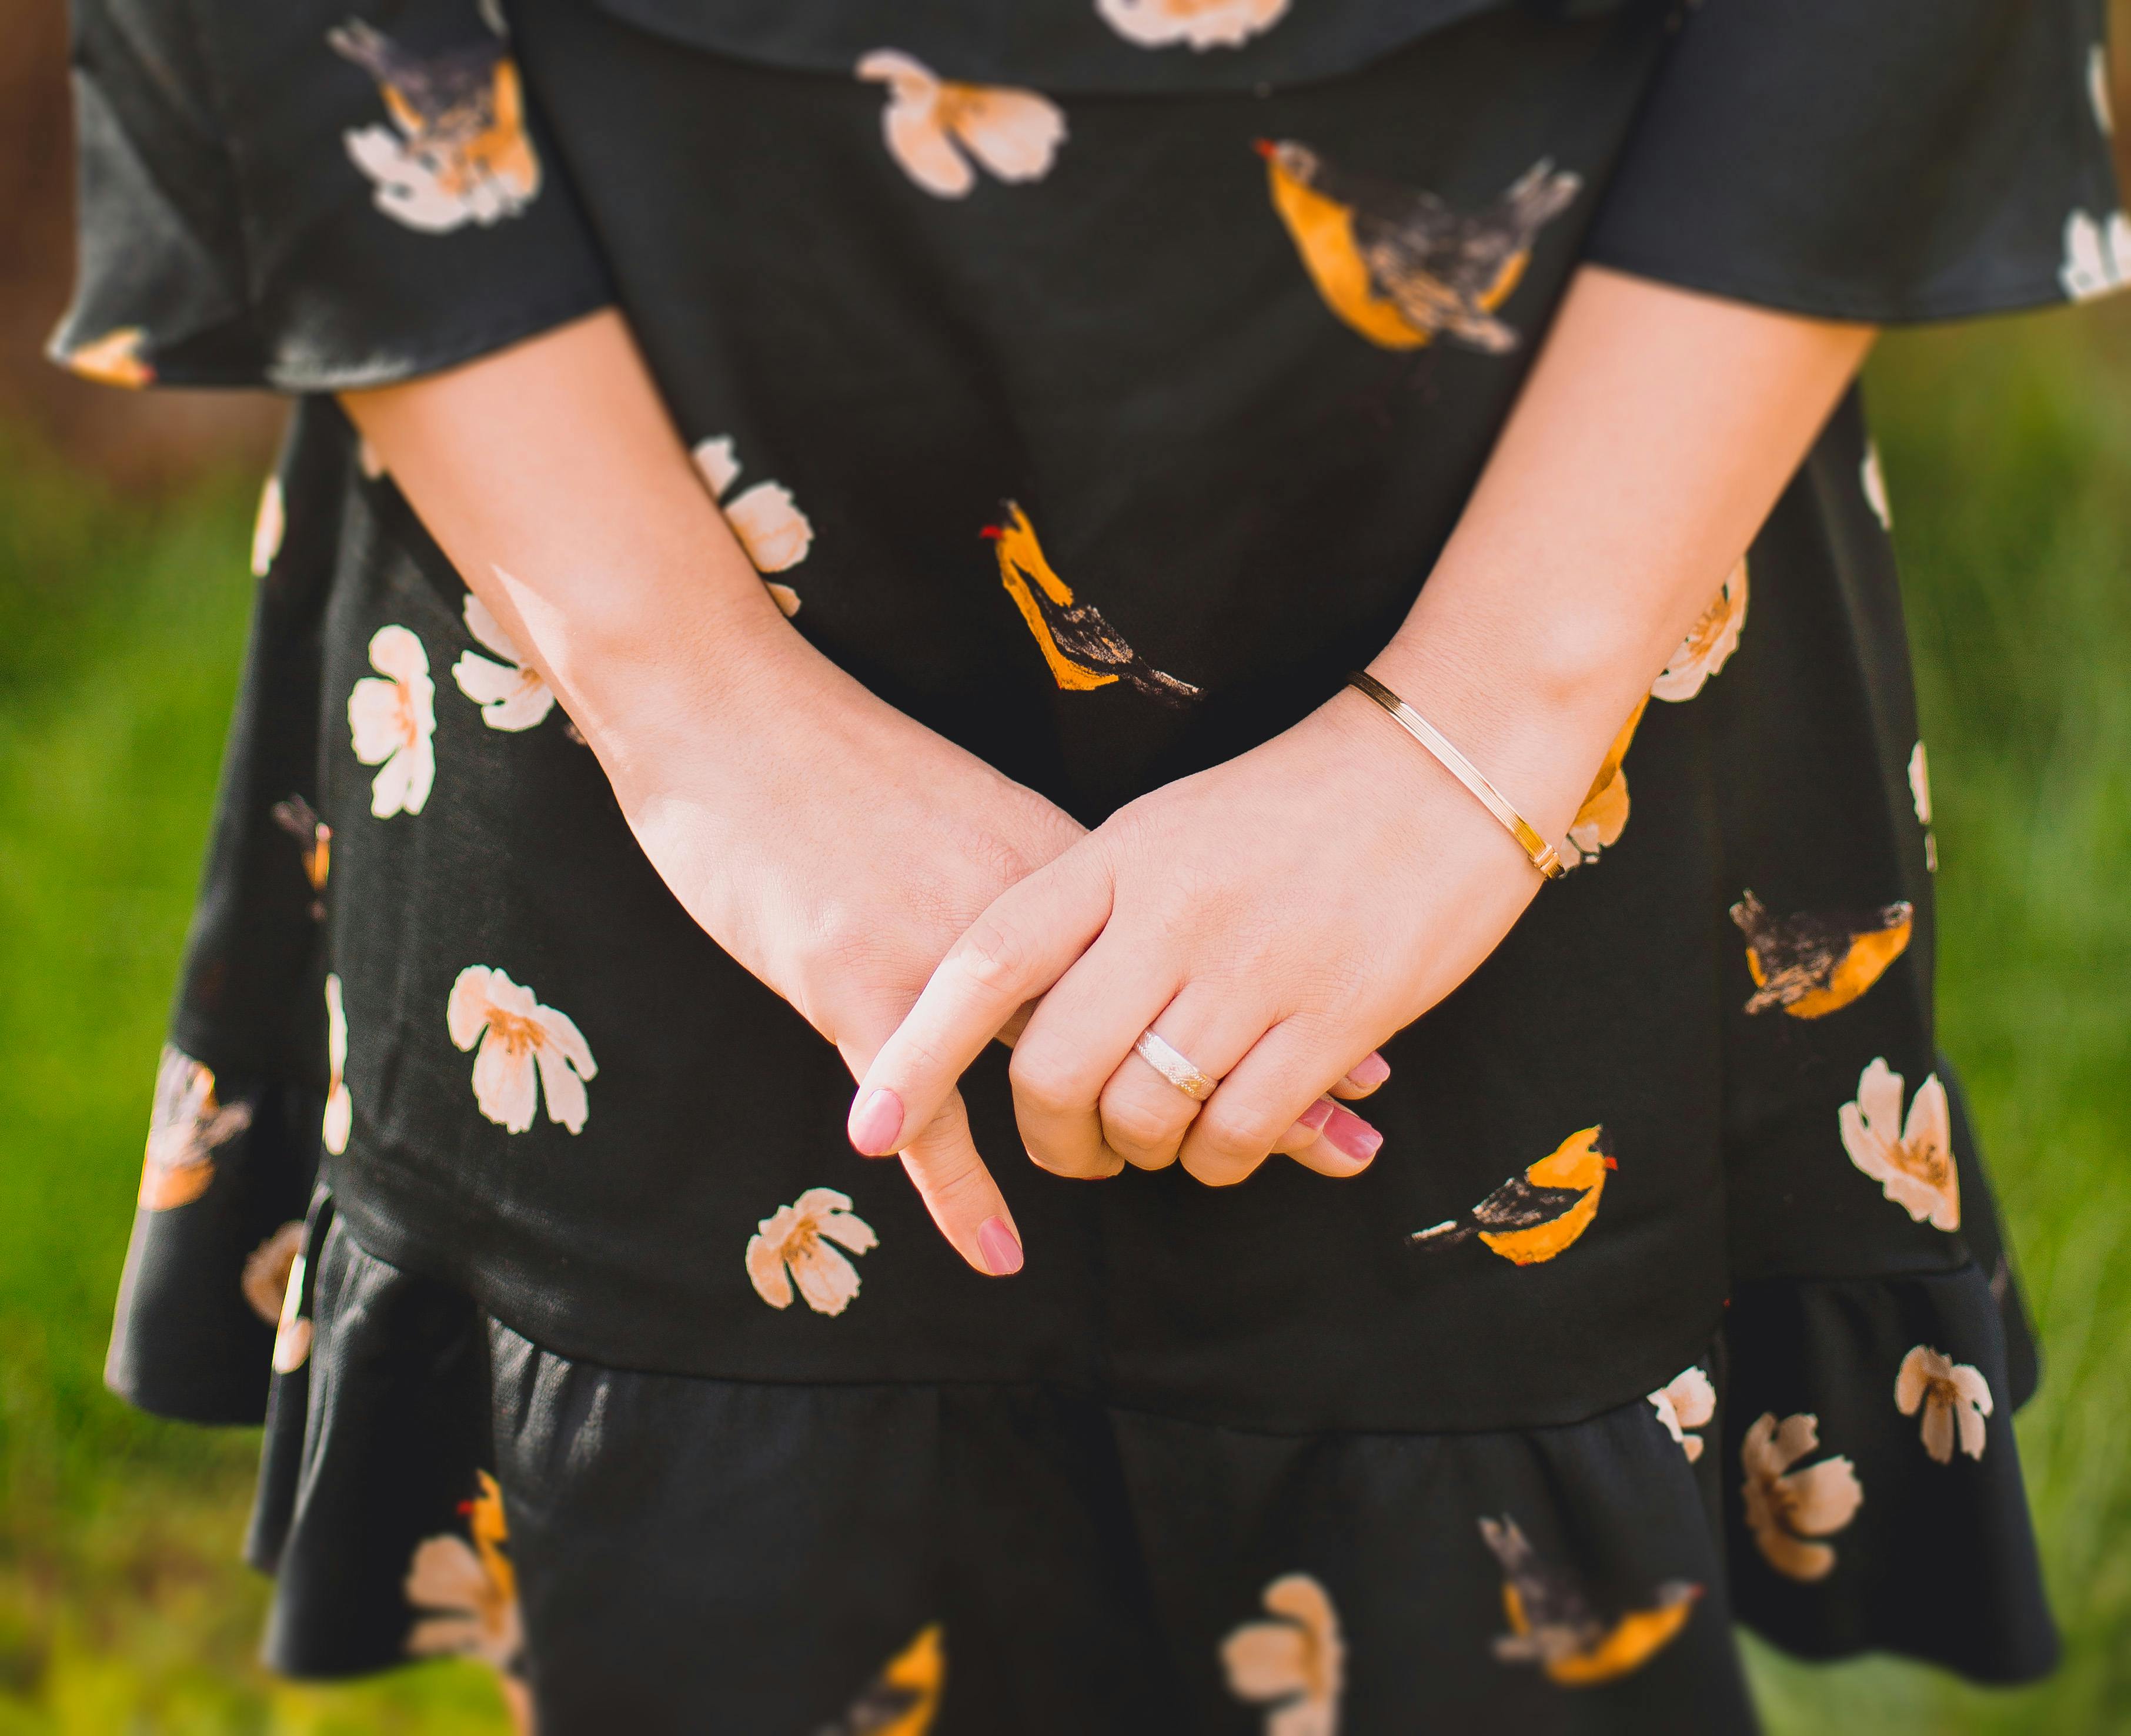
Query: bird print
1479 1515 1700 1687
1257 142 1581 353
1729 891 1913 1019
272 794 332 919
329 19 540 231
1411 1125 1615 1266
984 503 1199 705
817 1624 944 1736
1559 696 1646 869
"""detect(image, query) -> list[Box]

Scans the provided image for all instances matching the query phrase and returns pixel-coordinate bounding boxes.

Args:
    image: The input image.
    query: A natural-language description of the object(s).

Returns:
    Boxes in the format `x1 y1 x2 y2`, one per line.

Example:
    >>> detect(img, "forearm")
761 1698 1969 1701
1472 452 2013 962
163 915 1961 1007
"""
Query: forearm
1371 265 1876 844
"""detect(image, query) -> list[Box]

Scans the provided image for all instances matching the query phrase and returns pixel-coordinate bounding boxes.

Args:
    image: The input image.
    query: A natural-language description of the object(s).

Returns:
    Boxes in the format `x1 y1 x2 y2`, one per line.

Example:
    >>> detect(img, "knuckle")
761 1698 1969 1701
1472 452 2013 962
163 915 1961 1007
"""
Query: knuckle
951 914 1034 996
1009 1046 1088 1117
1100 1090 1185 1156
1197 1103 1282 1165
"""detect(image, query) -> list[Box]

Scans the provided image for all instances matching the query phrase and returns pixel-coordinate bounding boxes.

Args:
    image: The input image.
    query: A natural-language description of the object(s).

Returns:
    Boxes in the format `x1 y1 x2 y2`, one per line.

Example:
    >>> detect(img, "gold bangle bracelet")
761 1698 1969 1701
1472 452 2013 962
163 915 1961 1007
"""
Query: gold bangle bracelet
1345 670 1565 882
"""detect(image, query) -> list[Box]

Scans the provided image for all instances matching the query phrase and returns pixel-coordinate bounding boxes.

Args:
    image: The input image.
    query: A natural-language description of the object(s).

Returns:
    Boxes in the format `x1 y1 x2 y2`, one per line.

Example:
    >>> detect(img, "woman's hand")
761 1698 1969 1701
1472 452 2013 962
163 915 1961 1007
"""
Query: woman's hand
847 682 1555 1184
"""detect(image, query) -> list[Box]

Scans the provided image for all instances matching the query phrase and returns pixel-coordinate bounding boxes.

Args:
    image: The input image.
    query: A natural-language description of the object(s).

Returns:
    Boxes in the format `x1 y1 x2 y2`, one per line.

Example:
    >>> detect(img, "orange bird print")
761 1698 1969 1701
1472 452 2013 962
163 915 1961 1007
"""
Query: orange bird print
1479 1515 1701 1686
1411 1126 1615 1266
1257 142 1581 353
1729 891 1913 1019
823 1624 945 1735
984 503 1198 705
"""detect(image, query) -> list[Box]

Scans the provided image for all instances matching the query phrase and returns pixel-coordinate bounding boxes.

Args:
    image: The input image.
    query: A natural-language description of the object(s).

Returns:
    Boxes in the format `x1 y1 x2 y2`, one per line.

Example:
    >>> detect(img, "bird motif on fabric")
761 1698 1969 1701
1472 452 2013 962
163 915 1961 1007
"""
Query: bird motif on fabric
1256 142 1581 353
816 1624 944 1736
984 503 1199 705
1479 1515 1701 1687
1411 1126 1614 1265
1729 891 1913 1019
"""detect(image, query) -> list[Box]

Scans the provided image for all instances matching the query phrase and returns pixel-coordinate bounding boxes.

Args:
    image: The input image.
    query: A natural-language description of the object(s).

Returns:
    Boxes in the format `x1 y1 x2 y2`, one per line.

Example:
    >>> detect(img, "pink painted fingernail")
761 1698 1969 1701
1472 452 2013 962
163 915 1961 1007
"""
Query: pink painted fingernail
848 1088 904 1156
1321 1105 1383 1164
1291 1098 1338 1138
1347 1051 1392 1089
977 1216 1024 1276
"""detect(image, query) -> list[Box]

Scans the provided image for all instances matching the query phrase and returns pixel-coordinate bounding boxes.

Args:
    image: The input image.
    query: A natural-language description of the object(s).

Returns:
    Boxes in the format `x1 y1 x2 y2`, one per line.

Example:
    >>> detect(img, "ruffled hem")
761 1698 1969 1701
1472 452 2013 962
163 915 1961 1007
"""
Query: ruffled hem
229 1205 2053 1726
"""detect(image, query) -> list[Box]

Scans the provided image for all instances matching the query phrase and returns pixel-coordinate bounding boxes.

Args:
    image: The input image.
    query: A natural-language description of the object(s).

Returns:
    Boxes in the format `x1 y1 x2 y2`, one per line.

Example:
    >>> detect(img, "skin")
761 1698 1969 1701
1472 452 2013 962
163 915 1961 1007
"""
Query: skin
854 266 1876 1229
346 266 1873 1277
340 313 1384 1283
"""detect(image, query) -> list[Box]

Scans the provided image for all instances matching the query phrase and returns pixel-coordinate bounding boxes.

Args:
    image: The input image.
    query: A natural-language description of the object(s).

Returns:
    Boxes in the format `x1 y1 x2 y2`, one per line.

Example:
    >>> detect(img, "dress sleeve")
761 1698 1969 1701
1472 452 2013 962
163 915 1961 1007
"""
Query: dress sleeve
1584 0 2129 323
50 0 612 392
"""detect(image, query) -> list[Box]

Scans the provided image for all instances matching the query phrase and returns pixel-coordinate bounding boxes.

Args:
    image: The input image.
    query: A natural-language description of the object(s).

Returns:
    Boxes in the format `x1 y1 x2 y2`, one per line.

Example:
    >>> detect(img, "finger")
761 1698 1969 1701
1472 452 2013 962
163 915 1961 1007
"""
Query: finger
895 1087 1026 1276
1328 1050 1393 1102
850 848 1114 1158
1181 1020 1384 1188
1010 927 1181 1178
1094 987 1273 1173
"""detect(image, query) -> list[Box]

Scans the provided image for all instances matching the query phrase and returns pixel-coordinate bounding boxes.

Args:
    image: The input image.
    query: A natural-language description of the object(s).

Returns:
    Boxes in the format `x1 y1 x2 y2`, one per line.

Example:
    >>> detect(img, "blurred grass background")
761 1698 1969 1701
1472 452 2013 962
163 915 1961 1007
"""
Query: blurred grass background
0 299 2125 1732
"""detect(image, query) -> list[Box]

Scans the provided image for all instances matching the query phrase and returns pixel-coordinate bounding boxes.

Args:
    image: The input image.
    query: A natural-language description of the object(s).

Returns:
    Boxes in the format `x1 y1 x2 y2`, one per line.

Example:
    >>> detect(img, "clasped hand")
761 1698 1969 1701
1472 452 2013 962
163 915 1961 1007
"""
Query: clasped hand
850 692 1544 1260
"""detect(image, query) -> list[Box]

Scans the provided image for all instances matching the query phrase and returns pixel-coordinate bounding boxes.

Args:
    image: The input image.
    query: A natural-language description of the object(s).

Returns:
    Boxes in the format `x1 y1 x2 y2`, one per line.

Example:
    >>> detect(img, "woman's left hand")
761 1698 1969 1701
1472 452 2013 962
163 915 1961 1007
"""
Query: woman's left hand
847 686 1561 1186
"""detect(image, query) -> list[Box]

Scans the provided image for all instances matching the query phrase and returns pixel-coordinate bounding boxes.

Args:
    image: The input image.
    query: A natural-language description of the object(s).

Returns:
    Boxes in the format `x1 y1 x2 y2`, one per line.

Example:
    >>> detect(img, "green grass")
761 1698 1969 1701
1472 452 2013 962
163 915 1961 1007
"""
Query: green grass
0 301 2127 1731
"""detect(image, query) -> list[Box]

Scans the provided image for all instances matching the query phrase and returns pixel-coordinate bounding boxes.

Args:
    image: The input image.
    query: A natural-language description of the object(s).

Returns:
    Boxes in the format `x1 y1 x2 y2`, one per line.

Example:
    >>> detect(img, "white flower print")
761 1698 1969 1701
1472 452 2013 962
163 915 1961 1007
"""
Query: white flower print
2060 209 2131 302
1220 1573 1344 1736
1649 558 1748 701
447 966 597 1134
141 1046 253 1210
691 436 812 611
857 51 1066 200
1741 1411 1864 1582
1649 1366 1717 1463
241 1220 305 1325
745 1188 879 1315
1909 739 1937 872
1896 1344 1993 1464
348 624 437 818
452 587 556 730
2092 45 2115 137
1097 0 1290 51
272 1247 313 1373
358 437 388 480
1861 442 1892 531
323 974 352 1155
251 476 285 577
1839 1057 1959 1230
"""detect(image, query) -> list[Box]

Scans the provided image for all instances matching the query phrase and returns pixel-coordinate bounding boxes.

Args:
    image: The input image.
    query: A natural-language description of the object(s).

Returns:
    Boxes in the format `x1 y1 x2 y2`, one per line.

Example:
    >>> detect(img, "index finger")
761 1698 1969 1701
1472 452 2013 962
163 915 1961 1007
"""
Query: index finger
847 846 1113 1158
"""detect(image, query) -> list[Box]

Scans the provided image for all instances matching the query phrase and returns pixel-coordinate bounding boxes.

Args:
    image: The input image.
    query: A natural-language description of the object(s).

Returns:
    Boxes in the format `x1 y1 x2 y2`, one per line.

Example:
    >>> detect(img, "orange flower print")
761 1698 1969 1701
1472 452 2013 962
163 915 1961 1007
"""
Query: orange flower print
2063 209 2131 301
857 52 1065 200
986 503 1198 704
59 327 153 388
453 589 556 731
406 1472 529 1723
1221 1573 1343 1736
1410 1126 1614 1266
272 794 332 920
1729 891 1913 1019
1861 443 1892 531
1480 1515 1700 1687
323 974 352 1156
692 437 811 613
1896 1345 1993 1464
447 966 597 1134
1839 1056 1958 1230
241 1221 305 1325
139 1046 252 1210
1909 740 1936 873
1098 0 1289 51
1558 698 1646 869
1649 1366 1717 1463
330 21 541 232
826 1625 946 1736
1649 560 1747 702
251 476 286 577
1258 143 1579 353
1741 1412 1863 1582
348 625 437 818
746 1188 879 1315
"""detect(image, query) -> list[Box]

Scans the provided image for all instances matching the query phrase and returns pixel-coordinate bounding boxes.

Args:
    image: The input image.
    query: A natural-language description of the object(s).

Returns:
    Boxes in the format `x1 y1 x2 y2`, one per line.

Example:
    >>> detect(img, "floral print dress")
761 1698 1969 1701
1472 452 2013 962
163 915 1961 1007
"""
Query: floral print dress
59 0 2123 1728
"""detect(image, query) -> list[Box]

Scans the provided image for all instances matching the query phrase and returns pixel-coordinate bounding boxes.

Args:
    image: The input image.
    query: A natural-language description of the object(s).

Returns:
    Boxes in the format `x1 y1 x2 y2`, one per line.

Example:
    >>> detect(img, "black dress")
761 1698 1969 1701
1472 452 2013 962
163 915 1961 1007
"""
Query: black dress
55 0 2126 1728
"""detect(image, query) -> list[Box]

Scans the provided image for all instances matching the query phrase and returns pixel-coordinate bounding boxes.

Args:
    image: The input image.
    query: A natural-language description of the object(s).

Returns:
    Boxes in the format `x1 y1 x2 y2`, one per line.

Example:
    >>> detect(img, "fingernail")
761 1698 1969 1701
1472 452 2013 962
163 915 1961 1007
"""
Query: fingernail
1321 1105 1383 1163
977 1216 1024 1276
1290 1098 1338 1138
848 1088 904 1156
1347 1051 1392 1089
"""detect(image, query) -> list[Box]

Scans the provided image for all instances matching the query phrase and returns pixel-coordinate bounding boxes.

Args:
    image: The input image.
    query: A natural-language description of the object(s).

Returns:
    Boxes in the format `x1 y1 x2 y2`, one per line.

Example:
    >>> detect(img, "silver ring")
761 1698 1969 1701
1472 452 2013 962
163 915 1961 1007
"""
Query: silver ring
1132 1029 1218 1102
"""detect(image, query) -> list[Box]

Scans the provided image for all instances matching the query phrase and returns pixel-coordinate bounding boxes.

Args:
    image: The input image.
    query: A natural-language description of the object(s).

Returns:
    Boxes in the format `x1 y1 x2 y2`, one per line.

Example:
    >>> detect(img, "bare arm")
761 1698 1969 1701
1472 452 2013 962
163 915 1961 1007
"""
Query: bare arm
857 267 1876 1183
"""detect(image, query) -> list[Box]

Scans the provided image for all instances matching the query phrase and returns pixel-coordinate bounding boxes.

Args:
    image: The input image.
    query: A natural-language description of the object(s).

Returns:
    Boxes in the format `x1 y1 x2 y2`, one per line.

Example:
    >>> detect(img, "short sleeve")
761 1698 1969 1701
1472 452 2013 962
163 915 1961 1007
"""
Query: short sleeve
1585 0 2129 323
50 0 613 392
